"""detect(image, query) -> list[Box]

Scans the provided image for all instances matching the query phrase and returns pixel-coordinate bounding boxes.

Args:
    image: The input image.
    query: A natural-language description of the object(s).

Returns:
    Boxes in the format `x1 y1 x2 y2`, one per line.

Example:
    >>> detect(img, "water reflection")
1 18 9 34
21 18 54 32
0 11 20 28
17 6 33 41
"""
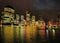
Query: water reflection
14 25 20 43
2 25 14 43
0 24 60 43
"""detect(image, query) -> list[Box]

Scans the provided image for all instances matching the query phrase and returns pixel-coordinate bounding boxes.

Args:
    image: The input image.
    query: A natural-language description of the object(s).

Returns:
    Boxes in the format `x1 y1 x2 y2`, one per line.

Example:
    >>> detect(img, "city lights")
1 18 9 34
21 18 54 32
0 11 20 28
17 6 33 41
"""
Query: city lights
0 5 60 43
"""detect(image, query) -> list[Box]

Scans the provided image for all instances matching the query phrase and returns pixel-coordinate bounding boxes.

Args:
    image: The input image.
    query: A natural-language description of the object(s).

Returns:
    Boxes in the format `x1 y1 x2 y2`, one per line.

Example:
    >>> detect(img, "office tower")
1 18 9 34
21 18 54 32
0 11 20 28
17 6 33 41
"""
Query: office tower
47 20 53 29
26 11 30 23
37 19 46 41
30 16 37 43
13 14 20 43
31 16 35 23
25 11 31 43
2 5 15 24
1 5 15 43
16 14 20 23
47 19 56 39
20 15 25 43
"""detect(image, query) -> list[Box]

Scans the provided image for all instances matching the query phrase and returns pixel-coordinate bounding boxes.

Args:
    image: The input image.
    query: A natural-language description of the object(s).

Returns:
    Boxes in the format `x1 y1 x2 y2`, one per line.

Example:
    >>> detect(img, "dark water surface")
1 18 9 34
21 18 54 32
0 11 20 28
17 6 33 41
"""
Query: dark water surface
0 25 60 43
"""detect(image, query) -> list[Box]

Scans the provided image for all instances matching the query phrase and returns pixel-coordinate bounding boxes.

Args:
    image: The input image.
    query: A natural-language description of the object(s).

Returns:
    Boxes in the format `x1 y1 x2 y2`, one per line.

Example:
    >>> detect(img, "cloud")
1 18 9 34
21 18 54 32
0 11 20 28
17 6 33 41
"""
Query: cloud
33 0 60 10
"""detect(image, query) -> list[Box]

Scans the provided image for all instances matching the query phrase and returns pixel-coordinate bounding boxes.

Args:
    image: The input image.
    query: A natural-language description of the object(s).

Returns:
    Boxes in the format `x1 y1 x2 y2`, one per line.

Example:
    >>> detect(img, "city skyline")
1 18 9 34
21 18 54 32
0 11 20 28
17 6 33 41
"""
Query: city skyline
0 0 60 20
0 4 60 43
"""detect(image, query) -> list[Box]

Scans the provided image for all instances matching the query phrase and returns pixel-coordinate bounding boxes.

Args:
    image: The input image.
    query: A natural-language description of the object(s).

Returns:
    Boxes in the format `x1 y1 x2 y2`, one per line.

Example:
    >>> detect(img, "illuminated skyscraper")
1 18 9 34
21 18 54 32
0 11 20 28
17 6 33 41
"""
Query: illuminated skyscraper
14 14 20 24
30 16 37 43
21 15 24 22
36 18 46 40
26 11 30 23
1 5 15 43
31 16 35 23
13 14 20 43
2 5 15 24
47 19 56 40
20 15 25 43
25 11 31 43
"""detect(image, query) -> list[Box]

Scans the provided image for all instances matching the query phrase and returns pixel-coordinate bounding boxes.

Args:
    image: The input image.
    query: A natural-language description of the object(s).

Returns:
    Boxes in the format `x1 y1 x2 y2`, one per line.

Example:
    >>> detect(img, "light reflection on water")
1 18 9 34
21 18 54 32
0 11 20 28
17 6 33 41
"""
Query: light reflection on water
2 25 14 43
0 25 60 43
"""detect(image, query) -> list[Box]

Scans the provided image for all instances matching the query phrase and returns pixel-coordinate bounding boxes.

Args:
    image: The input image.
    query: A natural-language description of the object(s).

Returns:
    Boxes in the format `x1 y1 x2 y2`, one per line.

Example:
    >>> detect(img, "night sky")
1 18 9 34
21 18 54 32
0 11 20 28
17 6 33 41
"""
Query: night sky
0 0 60 10
33 0 60 10
0 0 60 20
0 0 32 11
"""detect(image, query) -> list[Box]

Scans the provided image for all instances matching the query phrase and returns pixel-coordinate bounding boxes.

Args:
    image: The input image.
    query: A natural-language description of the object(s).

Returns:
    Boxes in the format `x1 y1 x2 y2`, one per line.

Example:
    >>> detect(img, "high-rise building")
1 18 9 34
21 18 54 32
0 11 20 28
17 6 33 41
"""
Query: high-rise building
25 11 31 43
1 5 15 43
20 15 25 43
36 19 46 40
14 14 20 25
1 5 15 24
13 14 20 43
26 11 30 22
31 16 35 23
30 16 37 43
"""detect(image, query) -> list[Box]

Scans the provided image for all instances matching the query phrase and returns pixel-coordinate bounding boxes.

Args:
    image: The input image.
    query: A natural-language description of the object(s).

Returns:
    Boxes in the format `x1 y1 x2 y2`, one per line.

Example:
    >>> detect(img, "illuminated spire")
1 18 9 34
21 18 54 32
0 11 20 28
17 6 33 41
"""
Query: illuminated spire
32 16 35 22
26 10 30 22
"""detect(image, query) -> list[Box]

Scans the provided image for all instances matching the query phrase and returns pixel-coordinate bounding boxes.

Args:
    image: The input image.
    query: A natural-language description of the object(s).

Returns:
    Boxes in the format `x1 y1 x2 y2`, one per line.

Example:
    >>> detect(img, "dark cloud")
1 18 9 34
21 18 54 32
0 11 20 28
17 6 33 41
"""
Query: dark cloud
33 0 46 10
0 0 60 11
33 0 60 10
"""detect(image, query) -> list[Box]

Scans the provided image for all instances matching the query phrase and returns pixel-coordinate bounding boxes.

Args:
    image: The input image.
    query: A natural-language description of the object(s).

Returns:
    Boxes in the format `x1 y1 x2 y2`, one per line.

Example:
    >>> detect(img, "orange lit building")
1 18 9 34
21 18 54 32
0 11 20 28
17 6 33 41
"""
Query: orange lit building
47 20 56 39
30 16 37 43
25 11 31 43
36 20 46 40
